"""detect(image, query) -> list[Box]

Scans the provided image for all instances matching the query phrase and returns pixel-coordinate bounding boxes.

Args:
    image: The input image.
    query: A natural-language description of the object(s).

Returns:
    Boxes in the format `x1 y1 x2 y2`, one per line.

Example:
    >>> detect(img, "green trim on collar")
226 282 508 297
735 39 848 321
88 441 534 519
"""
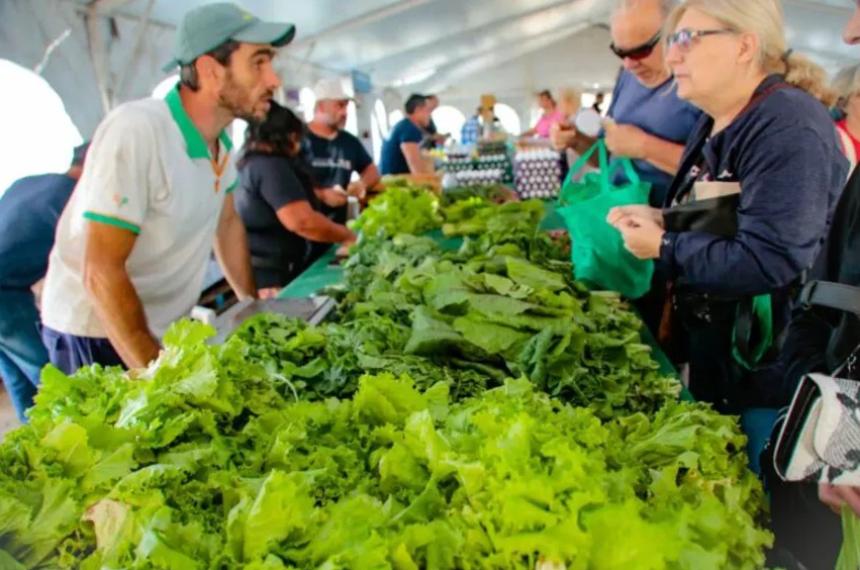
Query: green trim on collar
83 211 142 234
219 130 234 152
164 87 233 158
224 179 239 194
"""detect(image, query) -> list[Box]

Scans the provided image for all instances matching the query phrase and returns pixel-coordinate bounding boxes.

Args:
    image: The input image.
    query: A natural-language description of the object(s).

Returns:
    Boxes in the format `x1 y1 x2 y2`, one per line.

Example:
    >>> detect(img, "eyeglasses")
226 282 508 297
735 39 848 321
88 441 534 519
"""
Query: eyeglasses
610 32 661 61
667 28 735 52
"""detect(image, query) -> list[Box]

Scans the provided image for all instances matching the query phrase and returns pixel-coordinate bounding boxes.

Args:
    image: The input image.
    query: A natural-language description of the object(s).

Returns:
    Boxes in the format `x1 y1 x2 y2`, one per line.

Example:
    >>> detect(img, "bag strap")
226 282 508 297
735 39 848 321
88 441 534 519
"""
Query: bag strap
562 139 610 190
733 294 774 371
799 281 860 317
606 157 642 186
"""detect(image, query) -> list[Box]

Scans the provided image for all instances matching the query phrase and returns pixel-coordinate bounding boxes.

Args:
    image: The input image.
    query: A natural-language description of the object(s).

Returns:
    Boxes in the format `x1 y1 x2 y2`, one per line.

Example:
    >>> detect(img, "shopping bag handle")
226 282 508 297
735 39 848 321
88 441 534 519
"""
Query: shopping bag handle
606 157 642 187
563 139 610 190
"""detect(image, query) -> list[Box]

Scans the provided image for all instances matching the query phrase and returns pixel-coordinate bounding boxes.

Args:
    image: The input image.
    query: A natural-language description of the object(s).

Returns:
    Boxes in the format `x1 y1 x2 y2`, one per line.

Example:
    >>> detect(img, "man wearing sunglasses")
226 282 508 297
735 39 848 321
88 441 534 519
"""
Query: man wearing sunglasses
553 0 700 209
553 0 701 335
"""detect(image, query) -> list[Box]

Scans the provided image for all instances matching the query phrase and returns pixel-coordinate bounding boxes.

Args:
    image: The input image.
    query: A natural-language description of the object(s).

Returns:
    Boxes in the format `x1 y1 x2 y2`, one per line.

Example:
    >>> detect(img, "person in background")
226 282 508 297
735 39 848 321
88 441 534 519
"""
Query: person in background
421 94 449 149
833 63 860 170
522 90 564 139
380 94 434 175
305 78 380 225
592 92 606 115
236 102 355 297
461 107 482 146
610 0 845 415
0 143 87 421
557 88 582 122
40 3 294 374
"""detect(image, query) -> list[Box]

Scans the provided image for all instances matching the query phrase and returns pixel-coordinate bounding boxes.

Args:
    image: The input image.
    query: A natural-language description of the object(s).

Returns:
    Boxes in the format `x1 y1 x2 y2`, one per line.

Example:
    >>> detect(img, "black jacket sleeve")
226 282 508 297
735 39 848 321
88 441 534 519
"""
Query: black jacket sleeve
781 167 860 402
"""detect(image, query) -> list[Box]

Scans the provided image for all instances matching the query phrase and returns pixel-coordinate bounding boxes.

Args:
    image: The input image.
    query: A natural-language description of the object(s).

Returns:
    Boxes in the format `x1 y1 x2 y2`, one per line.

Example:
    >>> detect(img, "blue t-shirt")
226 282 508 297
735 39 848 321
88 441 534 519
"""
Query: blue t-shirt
608 71 702 206
381 118 424 175
0 173 75 289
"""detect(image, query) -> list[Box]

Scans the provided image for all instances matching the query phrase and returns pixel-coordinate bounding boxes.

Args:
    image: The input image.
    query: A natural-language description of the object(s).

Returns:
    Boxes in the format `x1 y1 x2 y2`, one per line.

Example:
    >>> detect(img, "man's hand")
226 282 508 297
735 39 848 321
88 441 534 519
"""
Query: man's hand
607 205 664 229
550 123 579 151
346 181 367 201
604 121 650 160
614 214 665 260
821 483 860 517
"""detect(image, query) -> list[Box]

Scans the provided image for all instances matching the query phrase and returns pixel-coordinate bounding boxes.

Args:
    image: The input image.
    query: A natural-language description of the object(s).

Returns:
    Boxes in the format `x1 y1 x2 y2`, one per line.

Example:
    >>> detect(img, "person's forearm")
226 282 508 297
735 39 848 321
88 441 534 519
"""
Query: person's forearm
293 213 354 243
214 217 257 300
406 154 432 174
84 264 160 369
361 165 381 189
642 135 685 175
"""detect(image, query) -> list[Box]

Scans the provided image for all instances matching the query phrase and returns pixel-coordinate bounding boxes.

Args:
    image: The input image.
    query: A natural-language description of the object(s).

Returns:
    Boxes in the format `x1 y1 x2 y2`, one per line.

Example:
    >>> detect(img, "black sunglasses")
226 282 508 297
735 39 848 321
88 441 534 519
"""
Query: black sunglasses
610 32 662 61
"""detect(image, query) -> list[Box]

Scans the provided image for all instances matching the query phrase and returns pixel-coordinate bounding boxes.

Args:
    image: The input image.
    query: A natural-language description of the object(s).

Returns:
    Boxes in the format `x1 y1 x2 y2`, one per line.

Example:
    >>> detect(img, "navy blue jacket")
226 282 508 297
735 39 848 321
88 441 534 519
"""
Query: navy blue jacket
0 173 76 290
660 75 848 298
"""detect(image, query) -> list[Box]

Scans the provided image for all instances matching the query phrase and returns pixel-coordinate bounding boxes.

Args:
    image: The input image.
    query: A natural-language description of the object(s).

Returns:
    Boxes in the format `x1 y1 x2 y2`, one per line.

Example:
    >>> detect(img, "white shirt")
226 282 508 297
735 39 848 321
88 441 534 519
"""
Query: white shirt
42 86 238 338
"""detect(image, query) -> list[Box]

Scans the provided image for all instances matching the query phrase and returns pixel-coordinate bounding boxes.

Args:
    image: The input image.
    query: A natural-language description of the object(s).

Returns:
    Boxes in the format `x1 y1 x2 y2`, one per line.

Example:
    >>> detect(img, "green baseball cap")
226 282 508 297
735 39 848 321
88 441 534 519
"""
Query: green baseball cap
163 2 296 72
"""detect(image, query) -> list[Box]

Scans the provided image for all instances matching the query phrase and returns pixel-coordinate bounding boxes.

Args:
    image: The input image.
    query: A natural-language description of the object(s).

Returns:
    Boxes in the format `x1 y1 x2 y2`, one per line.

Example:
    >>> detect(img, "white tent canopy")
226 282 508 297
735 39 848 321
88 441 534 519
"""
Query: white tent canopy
0 0 858 153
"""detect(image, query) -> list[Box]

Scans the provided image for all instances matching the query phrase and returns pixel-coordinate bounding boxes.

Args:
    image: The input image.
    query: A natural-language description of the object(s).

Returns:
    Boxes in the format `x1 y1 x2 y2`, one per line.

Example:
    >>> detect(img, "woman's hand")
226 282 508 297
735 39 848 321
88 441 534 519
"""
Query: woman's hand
258 287 281 300
614 214 665 260
607 205 664 229
820 483 860 517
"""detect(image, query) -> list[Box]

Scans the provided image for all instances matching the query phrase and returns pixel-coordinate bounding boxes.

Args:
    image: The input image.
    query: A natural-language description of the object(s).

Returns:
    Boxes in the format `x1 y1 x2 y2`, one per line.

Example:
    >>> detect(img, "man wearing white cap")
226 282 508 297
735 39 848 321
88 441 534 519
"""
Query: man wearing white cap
305 78 380 225
40 3 295 373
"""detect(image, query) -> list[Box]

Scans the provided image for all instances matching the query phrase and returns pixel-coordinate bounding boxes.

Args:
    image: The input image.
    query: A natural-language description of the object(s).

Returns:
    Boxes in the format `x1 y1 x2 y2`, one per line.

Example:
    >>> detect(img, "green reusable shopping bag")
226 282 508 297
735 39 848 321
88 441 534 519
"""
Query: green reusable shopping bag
556 139 654 299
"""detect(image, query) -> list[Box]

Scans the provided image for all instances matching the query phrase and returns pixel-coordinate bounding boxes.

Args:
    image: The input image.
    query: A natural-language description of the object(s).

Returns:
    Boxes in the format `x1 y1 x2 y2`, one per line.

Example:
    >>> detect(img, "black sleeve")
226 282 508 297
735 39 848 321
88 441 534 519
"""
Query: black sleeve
349 136 374 174
781 168 860 401
255 156 309 211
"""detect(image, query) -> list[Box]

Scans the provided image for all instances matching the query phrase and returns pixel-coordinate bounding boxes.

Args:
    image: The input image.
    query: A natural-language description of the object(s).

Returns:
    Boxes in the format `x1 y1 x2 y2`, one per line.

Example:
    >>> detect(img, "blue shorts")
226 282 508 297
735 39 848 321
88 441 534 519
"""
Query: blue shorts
41 326 124 375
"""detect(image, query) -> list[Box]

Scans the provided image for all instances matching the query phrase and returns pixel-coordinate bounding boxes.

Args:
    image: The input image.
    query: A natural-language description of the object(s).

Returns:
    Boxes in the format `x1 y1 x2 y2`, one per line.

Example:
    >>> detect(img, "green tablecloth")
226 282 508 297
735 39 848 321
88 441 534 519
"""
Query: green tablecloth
278 201 682 383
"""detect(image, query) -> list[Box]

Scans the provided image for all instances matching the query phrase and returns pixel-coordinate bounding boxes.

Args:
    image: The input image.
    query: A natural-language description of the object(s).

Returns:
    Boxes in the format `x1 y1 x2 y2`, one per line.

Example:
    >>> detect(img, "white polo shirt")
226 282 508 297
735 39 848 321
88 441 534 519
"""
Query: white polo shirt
42 86 239 338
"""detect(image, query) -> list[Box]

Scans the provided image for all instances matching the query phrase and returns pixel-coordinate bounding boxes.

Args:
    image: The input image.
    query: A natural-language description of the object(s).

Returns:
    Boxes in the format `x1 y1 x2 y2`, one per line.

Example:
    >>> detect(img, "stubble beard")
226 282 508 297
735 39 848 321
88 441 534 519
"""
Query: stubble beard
219 71 270 123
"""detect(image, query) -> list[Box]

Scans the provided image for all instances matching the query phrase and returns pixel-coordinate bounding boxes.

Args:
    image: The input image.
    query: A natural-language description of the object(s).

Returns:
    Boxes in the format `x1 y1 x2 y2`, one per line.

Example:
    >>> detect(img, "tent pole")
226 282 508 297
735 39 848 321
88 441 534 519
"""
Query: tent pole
85 3 113 114
115 0 156 100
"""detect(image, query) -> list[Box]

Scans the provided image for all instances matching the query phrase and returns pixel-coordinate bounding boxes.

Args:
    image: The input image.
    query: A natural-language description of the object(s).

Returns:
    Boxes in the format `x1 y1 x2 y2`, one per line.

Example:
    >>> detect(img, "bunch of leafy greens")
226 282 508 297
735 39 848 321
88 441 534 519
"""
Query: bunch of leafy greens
232 312 491 402
0 322 771 569
330 232 678 418
350 184 442 239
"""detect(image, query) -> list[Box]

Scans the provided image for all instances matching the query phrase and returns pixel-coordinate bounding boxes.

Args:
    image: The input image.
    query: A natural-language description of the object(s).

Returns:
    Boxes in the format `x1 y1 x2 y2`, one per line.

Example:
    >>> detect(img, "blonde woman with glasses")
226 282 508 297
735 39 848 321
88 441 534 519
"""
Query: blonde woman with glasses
608 0 846 416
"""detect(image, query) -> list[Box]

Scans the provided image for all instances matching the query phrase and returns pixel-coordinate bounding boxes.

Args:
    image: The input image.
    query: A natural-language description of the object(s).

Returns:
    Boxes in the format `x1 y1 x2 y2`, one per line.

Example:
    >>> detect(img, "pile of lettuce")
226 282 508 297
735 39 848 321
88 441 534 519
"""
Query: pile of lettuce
0 322 771 569
0 187 775 568
350 184 442 239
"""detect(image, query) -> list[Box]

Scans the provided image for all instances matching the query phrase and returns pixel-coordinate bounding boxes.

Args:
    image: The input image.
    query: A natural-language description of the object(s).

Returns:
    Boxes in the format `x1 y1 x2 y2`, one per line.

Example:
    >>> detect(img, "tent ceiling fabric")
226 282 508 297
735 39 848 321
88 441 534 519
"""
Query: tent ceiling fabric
69 0 860 86
0 0 858 136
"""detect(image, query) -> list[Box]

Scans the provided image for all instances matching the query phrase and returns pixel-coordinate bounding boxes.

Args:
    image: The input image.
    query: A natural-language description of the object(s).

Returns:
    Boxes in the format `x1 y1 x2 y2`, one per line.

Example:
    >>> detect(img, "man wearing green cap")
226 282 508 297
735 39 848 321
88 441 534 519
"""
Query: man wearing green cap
40 3 296 374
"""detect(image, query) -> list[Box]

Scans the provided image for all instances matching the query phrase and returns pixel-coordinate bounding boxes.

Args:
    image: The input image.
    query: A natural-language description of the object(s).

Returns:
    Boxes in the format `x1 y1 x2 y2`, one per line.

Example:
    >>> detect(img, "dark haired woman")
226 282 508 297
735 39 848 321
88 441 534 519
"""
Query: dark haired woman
236 101 355 297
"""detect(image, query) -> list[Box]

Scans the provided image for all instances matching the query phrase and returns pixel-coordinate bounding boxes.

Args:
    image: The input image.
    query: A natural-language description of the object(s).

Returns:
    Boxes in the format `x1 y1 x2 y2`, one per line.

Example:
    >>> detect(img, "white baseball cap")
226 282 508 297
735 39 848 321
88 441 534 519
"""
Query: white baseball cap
313 78 354 102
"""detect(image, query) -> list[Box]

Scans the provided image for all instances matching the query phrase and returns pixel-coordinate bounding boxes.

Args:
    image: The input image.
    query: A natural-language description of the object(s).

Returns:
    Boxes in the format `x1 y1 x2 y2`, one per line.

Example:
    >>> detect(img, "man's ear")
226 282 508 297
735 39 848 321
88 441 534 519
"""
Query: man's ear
195 54 226 89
